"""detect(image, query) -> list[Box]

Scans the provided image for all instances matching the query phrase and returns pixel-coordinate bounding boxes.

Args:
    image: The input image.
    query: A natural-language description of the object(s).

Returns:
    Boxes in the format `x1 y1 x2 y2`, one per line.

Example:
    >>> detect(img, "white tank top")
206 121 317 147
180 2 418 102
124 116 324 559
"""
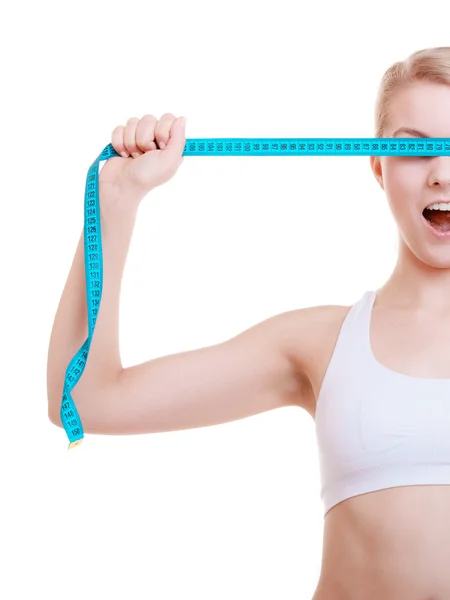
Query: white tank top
314 289 450 517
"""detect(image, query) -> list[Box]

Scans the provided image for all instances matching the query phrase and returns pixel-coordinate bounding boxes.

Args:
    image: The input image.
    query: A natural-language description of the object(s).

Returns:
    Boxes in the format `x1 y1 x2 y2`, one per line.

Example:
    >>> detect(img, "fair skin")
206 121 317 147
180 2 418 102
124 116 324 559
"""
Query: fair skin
47 81 450 600
310 80 450 600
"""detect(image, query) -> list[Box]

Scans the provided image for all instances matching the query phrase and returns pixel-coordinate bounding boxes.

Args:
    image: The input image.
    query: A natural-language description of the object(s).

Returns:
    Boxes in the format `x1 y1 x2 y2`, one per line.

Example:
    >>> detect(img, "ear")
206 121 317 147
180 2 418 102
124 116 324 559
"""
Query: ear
370 155 384 190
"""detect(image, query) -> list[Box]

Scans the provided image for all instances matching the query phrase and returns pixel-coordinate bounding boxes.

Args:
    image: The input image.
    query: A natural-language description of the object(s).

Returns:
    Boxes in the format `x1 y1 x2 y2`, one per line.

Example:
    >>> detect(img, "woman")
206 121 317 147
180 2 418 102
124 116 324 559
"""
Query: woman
47 46 450 600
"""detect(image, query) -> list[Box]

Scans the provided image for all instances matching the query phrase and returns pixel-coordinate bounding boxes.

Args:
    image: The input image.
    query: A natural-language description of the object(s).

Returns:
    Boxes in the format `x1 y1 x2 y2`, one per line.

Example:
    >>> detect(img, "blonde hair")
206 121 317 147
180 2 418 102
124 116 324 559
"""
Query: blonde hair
375 47 450 138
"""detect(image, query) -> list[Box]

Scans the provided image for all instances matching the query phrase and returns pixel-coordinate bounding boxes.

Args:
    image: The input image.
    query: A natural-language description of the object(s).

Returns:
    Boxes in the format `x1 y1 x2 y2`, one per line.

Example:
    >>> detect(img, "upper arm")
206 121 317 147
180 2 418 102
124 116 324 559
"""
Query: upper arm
79 310 310 436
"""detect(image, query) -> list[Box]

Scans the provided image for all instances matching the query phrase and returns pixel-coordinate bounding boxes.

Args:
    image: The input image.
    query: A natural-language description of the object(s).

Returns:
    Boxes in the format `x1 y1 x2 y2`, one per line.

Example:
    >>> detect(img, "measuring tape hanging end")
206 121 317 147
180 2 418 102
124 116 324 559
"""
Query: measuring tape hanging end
68 439 83 450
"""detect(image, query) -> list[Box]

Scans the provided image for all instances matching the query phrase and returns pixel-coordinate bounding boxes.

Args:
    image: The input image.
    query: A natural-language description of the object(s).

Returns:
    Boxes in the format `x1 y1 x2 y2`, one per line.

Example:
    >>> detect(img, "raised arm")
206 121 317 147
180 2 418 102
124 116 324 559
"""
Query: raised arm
46 112 312 438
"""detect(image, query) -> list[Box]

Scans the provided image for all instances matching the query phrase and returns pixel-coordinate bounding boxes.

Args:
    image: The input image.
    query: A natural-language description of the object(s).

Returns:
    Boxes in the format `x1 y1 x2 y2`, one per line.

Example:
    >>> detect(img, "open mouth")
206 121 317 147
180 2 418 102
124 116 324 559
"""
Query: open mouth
422 207 450 233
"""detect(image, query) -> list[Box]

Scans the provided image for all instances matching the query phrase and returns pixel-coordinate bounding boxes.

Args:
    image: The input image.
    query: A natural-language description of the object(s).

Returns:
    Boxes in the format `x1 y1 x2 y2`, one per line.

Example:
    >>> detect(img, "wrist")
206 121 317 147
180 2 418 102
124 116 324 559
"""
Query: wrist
99 183 143 222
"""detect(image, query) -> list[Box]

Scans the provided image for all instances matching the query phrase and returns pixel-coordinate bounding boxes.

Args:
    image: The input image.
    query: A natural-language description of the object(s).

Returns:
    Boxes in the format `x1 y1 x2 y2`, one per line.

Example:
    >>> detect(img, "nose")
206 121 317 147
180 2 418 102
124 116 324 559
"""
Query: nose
428 156 450 188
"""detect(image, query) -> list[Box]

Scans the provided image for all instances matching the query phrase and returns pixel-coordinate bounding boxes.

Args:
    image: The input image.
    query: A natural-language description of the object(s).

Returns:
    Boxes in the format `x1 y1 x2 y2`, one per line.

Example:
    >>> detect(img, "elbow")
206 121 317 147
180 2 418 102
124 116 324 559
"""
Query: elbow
48 410 62 428
47 374 123 436
48 398 66 429
47 391 62 428
48 399 94 434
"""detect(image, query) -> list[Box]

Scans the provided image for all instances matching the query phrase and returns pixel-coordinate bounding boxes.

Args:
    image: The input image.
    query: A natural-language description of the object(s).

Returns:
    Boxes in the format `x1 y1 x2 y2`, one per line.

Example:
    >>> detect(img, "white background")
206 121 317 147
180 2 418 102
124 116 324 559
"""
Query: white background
1 1 448 598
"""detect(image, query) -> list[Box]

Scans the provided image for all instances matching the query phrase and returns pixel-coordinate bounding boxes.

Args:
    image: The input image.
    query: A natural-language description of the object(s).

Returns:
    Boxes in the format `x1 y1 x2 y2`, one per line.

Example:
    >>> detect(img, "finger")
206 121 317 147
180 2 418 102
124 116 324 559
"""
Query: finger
124 117 145 158
152 112 177 150
135 114 159 153
164 116 186 162
111 125 130 158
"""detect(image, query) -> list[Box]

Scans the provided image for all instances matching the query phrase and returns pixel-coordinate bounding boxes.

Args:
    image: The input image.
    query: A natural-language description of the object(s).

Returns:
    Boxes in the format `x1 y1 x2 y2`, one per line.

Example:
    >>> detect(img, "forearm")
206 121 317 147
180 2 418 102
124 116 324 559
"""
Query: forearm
47 198 139 424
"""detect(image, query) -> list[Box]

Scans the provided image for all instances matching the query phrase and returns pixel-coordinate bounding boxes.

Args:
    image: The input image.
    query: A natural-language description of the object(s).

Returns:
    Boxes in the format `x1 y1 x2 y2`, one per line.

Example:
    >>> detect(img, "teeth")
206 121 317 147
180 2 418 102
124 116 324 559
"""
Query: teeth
426 202 450 210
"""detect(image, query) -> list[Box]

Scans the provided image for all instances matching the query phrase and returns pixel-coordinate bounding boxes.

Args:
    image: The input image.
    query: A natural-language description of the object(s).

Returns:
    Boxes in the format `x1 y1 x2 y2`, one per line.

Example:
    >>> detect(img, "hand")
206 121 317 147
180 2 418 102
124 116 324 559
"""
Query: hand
99 113 186 214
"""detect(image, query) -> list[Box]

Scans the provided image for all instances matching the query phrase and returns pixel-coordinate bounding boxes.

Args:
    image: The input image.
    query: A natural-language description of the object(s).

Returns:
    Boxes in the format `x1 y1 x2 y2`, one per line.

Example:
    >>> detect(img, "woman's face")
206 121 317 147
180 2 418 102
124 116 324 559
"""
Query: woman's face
371 81 450 267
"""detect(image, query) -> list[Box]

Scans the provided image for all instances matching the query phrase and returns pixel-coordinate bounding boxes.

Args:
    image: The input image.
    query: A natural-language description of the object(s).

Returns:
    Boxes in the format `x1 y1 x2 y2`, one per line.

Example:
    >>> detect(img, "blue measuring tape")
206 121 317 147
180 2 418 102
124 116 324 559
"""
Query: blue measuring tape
61 137 450 449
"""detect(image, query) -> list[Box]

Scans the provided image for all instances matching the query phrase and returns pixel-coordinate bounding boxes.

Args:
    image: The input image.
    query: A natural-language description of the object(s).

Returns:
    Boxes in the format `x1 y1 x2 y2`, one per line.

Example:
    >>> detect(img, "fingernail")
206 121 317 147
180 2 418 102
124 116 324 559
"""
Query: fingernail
159 141 166 149
181 117 186 129
120 152 128 158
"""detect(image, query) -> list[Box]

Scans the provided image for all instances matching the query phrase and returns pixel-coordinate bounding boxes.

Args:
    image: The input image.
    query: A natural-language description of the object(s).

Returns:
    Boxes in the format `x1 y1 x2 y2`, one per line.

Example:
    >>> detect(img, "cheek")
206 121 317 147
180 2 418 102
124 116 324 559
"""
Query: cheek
382 162 423 220
384 161 423 199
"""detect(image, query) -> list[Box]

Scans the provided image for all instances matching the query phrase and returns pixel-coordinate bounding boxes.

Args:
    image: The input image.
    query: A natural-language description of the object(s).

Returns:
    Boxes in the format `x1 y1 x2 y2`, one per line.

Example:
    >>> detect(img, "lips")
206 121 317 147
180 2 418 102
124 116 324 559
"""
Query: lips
422 213 450 237
422 200 450 235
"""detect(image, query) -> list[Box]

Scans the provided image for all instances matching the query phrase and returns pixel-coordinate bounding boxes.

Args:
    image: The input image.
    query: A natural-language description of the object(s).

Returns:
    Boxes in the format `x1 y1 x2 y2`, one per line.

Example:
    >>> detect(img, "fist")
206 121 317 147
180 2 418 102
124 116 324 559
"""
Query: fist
99 113 186 213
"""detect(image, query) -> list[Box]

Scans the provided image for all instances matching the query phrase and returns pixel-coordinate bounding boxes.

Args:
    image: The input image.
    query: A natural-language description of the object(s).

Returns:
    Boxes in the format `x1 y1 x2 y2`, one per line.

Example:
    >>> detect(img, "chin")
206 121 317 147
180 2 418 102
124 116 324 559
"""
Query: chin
400 221 450 269
412 249 450 269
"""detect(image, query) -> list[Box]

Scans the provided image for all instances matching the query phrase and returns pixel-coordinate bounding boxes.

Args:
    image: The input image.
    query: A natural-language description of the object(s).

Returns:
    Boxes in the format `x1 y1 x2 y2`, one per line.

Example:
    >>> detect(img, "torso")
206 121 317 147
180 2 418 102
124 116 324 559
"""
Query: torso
296 297 450 600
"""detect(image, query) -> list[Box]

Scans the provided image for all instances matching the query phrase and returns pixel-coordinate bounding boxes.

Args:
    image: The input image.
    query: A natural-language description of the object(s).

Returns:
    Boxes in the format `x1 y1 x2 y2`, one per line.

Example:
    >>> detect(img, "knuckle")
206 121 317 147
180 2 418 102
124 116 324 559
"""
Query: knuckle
136 132 156 153
136 115 157 149
123 120 138 152
155 113 176 141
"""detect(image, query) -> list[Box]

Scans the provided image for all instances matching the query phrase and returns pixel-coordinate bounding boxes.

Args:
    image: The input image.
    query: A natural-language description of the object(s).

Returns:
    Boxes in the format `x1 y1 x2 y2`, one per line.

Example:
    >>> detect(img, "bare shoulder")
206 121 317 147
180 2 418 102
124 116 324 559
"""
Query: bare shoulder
276 303 353 413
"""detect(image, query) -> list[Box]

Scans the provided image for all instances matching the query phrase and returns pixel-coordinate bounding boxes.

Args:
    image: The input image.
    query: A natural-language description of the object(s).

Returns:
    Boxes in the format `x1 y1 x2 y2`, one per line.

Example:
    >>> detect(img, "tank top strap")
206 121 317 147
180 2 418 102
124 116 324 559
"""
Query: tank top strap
329 290 379 370
315 289 378 405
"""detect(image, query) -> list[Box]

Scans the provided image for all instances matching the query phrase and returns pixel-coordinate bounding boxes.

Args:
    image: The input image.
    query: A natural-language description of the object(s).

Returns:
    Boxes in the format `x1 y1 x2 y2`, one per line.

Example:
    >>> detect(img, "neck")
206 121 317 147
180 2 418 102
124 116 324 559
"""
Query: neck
379 235 450 310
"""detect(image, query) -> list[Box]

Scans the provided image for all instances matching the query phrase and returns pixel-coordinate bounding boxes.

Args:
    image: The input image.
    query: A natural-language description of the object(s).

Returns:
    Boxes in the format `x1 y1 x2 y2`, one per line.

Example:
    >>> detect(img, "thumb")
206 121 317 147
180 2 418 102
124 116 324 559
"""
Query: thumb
165 116 186 160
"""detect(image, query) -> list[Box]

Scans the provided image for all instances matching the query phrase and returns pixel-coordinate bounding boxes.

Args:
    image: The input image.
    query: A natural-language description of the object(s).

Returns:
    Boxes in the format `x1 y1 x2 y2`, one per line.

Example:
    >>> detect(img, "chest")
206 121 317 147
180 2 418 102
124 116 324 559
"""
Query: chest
369 309 450 379
313 306 450 458
309 308 450 401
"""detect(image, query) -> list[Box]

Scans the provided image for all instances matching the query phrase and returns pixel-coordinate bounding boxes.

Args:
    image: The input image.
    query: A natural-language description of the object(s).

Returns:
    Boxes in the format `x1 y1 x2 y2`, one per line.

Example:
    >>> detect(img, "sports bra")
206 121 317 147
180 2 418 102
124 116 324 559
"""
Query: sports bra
314 289 450 517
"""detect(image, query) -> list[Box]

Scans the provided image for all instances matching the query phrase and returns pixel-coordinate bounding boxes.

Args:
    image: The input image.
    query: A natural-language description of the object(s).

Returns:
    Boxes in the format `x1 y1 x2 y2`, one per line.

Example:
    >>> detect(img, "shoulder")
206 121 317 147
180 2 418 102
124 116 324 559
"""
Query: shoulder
275 303 353 358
